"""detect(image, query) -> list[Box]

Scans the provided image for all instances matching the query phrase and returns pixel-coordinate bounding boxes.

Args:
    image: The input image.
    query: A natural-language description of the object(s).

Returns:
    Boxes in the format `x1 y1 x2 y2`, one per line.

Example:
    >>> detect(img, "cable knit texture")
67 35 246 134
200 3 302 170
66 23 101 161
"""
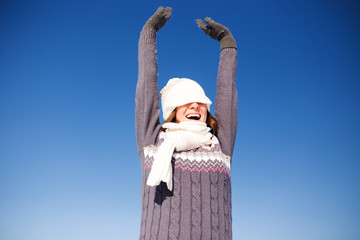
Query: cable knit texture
136 29 237 240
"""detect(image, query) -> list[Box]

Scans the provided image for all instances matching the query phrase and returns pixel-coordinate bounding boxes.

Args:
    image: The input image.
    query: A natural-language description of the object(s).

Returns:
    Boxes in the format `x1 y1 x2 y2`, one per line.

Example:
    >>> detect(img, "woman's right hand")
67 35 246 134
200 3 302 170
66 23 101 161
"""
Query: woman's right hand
142 7 172 32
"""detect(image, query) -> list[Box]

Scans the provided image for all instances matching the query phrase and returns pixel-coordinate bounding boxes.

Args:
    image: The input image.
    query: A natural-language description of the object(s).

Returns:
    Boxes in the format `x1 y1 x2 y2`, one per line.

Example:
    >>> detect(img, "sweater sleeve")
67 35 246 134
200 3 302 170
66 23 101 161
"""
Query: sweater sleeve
215 47 238 158
135 29 162 163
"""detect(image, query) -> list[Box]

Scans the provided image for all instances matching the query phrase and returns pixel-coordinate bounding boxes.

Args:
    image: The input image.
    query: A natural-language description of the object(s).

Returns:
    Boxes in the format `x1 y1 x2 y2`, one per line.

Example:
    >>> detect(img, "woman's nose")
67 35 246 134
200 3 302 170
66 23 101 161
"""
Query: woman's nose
189 102 199 109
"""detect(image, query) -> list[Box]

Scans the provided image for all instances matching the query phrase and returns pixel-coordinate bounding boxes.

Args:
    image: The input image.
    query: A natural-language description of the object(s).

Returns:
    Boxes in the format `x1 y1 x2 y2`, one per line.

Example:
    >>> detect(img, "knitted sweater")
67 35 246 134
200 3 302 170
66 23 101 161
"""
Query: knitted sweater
135 29 238 240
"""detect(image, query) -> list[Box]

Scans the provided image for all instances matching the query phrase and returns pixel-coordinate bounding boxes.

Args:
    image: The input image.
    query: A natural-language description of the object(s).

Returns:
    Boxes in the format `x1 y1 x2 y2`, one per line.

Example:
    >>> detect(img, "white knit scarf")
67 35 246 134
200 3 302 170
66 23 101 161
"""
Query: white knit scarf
146 121 213 191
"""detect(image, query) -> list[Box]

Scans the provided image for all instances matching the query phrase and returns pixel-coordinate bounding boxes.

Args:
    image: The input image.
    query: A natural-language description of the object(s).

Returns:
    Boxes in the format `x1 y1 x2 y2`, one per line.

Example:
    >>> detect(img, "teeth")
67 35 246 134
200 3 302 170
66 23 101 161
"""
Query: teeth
186 114 201 120
187 114 200 118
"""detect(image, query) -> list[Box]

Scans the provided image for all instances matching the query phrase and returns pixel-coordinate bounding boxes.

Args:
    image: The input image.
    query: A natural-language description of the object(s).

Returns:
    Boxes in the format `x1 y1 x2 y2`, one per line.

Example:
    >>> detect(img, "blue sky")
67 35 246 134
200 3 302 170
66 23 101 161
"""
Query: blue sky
1 0 359 239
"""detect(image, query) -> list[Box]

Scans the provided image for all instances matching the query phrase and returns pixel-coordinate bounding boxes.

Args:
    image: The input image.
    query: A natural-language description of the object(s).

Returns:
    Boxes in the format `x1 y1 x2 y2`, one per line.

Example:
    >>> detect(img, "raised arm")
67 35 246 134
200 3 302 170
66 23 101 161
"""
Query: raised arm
136 7 172 156
196 18 238 158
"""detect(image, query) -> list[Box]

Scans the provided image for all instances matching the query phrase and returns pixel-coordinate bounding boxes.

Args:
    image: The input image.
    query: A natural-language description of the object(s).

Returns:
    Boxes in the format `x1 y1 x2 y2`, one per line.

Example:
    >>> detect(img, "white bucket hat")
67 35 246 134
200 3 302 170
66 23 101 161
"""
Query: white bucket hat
160 78 212 120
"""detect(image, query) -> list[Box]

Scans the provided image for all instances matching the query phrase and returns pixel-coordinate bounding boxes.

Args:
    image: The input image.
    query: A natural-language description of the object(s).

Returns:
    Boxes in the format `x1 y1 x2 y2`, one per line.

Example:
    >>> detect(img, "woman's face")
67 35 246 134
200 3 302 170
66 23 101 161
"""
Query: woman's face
175 102 207 123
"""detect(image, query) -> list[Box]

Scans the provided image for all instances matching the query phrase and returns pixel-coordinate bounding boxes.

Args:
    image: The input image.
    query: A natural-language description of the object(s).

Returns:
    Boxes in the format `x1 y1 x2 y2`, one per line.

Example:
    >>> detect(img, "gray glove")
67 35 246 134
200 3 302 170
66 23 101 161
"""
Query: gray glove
196 17 237 50
143 7 172 32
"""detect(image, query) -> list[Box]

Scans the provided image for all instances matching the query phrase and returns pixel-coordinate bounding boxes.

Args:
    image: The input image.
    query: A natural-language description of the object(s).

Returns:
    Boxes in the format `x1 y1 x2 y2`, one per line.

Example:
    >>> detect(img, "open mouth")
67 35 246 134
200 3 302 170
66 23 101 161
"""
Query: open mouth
186 113 201 120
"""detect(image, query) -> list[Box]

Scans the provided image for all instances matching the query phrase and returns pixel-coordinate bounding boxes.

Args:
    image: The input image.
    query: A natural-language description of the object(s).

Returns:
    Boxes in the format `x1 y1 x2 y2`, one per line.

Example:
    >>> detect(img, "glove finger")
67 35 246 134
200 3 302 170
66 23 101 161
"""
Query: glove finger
155 6 165 16
205 17 223 30
164 7 172 20
204 17 215 26
148 7 164 23
196 19 208 31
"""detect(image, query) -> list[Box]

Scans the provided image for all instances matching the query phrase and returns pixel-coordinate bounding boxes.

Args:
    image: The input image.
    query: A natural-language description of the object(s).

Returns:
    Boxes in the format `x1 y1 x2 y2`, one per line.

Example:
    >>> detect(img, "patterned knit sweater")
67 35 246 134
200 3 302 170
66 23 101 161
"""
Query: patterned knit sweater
135 29 238 240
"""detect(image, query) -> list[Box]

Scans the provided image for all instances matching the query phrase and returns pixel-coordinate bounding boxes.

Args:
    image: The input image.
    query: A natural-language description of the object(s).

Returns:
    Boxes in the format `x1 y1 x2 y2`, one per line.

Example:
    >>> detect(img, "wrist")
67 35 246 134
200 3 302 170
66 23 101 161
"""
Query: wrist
142 22 157 31
220 34 237 50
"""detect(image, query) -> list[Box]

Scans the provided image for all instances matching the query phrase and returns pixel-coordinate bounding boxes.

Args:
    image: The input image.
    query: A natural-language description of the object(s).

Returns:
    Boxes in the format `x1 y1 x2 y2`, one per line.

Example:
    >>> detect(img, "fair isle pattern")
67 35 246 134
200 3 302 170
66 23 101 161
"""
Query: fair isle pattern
143 133 231 177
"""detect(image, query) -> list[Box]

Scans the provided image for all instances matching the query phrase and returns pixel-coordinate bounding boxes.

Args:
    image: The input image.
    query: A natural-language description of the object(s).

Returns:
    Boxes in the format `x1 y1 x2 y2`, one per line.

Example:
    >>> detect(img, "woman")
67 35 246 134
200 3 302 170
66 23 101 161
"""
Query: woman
135 7 238 240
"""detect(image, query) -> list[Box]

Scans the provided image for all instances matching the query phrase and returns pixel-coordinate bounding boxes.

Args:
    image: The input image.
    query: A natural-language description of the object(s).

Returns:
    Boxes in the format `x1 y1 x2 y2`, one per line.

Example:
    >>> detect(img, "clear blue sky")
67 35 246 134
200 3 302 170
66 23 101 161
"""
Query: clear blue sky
1 0 359 239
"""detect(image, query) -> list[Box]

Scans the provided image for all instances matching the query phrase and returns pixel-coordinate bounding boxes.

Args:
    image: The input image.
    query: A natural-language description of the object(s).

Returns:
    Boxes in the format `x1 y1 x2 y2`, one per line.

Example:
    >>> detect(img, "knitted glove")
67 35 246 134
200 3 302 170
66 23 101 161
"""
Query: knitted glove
196 17 237 50
142 7 172 32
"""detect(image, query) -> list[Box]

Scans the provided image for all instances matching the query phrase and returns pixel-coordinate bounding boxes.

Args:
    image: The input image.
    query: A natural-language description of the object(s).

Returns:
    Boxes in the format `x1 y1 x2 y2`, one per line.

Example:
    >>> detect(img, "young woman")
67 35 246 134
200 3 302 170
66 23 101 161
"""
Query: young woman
135 7 238 240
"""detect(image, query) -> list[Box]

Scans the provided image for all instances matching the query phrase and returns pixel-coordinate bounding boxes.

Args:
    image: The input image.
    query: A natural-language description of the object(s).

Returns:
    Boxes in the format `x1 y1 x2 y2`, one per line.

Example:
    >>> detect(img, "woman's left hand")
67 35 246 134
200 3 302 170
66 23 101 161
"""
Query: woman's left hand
196 17 236 50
